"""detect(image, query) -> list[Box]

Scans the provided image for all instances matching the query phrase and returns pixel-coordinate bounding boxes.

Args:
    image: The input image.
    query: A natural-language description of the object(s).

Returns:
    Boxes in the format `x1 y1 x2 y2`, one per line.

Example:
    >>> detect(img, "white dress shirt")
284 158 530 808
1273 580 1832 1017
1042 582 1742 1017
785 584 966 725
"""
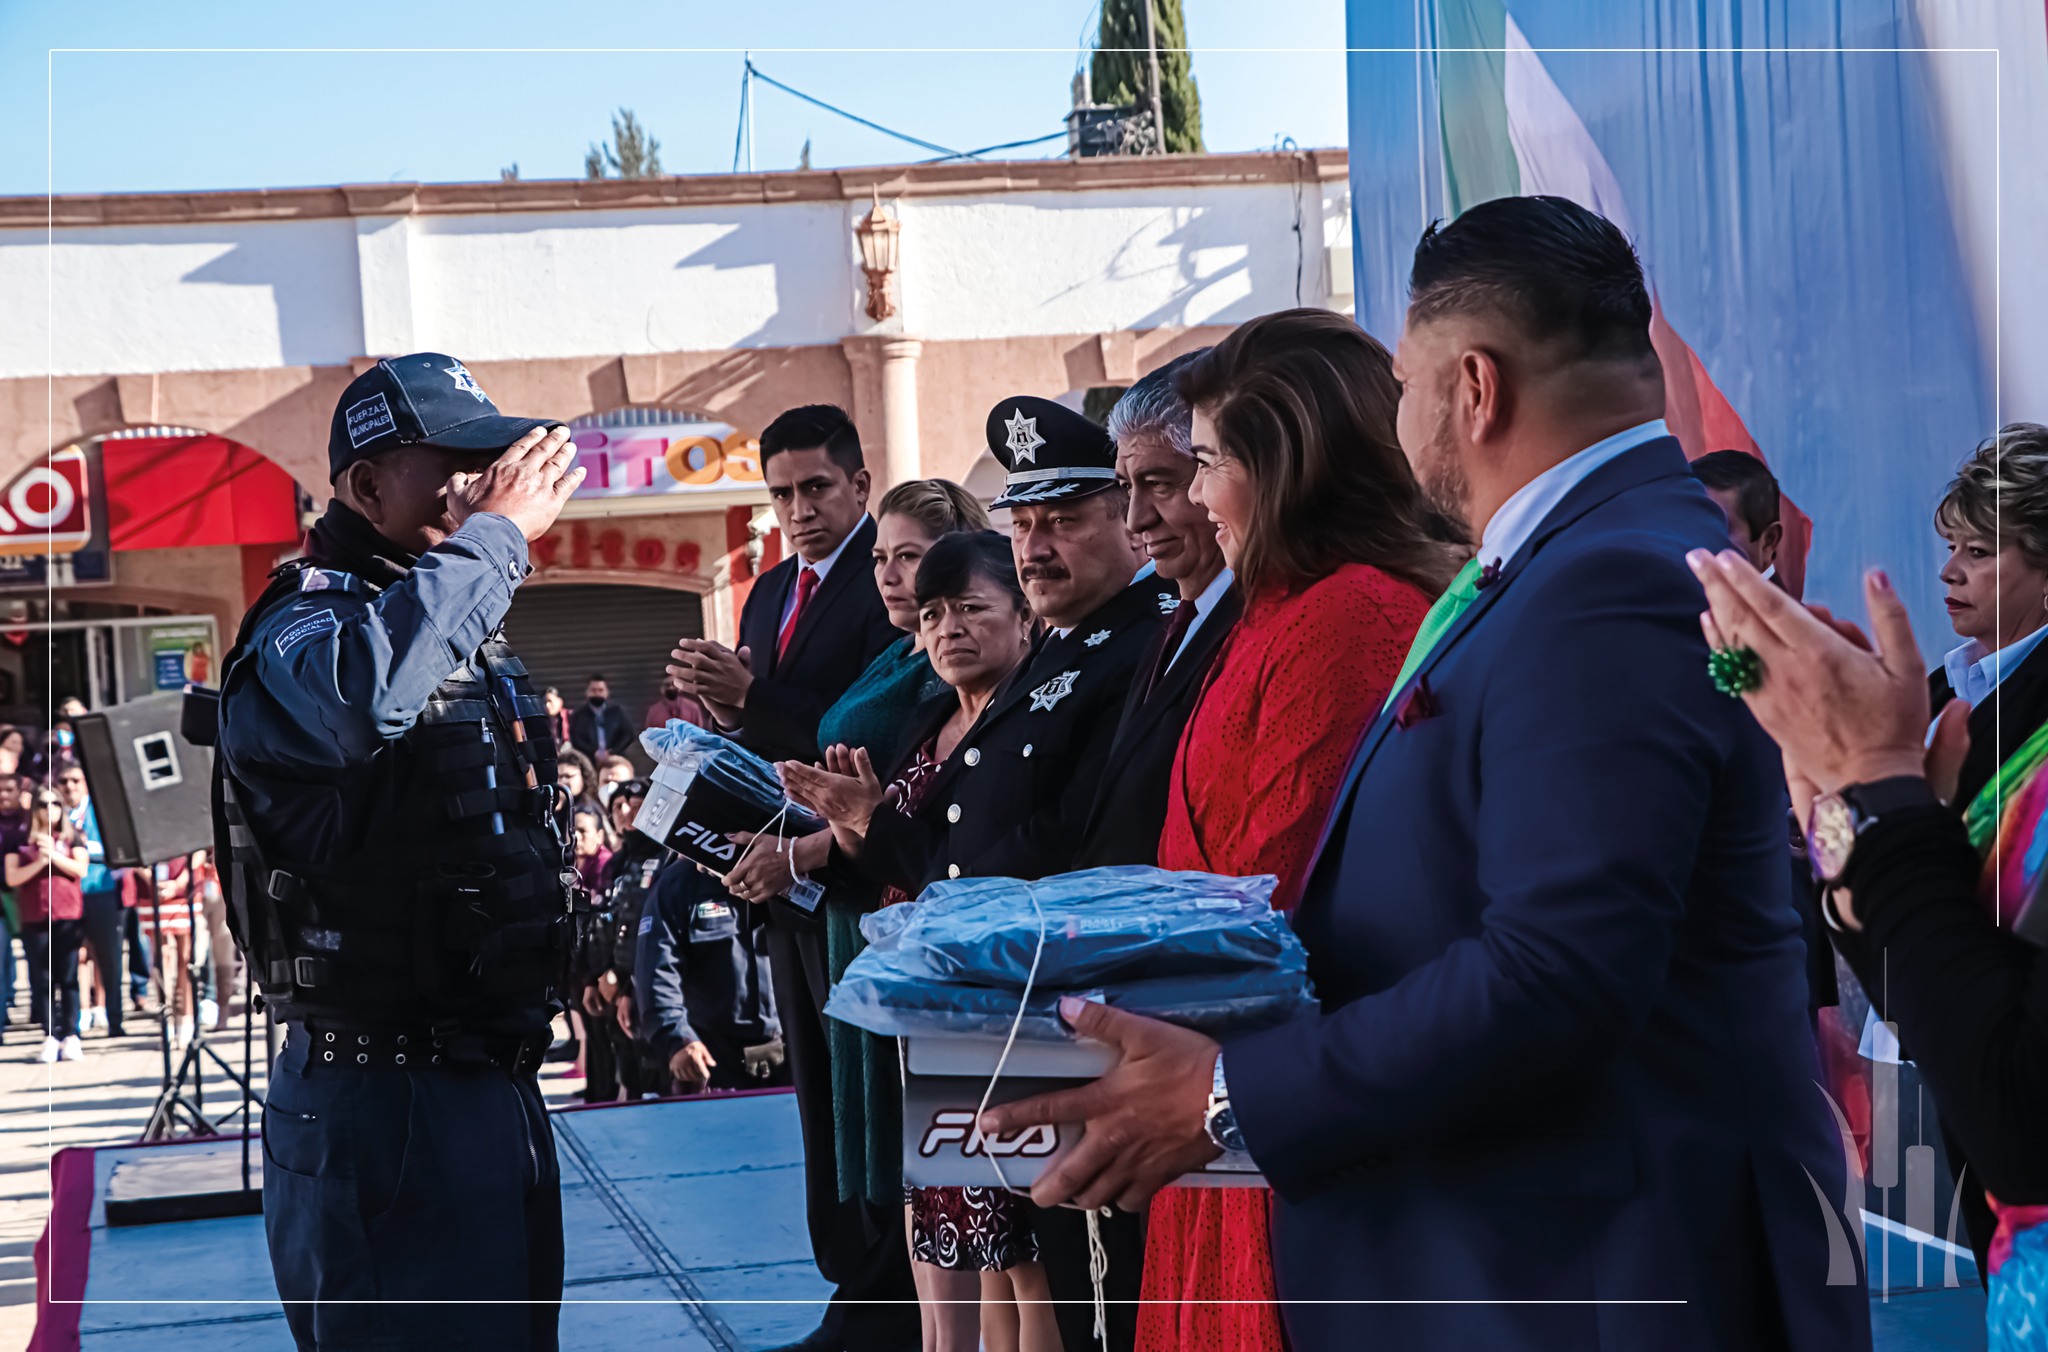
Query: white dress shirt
778 516 865 629
1478 419 1672 572
1168 567 1236 671
1940 622 2048 711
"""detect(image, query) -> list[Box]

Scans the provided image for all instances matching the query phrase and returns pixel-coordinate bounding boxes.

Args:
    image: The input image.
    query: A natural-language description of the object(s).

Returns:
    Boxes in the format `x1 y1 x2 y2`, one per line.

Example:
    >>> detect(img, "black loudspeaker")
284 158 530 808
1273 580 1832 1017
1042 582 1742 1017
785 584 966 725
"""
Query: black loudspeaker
73 691 216 869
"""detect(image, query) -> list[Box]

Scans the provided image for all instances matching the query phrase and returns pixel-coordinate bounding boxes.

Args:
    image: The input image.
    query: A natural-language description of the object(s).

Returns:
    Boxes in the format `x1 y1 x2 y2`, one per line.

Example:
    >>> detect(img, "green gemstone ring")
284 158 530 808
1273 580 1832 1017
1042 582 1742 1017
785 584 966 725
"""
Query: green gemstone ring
1707 645 1764 697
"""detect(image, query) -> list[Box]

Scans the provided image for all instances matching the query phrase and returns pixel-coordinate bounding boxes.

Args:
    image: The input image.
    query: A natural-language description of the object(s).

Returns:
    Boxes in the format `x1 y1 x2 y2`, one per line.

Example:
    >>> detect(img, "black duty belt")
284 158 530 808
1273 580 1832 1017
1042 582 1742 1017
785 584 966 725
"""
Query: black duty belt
292 1020 552 1075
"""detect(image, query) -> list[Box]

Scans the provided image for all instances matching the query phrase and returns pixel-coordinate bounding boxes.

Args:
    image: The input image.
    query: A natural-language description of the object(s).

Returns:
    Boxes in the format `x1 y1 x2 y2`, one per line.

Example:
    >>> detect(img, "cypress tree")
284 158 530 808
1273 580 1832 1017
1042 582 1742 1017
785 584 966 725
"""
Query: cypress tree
1089 0 1205 154
586 108 664 180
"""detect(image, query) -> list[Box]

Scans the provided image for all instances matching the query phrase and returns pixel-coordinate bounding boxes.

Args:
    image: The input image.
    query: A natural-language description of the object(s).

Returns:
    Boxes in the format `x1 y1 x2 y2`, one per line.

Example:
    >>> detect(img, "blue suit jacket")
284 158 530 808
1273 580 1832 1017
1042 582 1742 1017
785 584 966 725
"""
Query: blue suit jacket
1225 440 1870 1351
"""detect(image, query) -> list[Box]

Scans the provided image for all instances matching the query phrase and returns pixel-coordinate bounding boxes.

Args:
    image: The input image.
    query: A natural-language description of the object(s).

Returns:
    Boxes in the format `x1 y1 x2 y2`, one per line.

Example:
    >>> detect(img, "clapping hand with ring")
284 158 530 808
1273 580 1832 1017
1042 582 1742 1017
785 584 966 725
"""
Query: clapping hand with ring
718 828 832 904
1686 549 1971 824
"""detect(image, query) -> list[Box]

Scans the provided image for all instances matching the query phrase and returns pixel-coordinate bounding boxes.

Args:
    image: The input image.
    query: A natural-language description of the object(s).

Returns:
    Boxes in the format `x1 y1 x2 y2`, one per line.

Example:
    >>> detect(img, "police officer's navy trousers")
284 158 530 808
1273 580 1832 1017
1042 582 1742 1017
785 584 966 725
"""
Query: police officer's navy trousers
263 1026 563 1351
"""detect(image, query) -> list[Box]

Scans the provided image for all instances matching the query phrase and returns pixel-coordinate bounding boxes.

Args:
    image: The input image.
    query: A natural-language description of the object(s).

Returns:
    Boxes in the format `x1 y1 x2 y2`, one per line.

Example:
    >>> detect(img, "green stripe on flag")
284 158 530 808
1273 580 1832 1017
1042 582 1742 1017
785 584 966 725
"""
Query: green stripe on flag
1434 0 1518 216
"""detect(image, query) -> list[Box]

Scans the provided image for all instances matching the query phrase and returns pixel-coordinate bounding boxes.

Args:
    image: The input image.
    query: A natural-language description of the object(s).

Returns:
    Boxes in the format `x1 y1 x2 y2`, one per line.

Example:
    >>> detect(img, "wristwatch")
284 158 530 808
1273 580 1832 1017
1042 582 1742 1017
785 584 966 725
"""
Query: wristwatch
1805 776 1939 884
1203 1054 1245 1155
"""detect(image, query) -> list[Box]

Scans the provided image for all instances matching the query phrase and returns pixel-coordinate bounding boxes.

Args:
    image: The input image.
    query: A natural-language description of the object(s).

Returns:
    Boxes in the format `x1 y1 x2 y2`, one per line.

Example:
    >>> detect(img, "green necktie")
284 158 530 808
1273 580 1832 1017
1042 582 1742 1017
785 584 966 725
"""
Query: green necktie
1383 556 1484 711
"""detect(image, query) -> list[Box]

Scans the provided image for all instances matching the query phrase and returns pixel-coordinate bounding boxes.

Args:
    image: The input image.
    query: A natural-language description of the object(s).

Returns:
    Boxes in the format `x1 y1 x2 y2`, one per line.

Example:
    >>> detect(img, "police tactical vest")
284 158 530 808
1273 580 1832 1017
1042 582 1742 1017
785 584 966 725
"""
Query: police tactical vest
603 848 665 983
216 563 583 1032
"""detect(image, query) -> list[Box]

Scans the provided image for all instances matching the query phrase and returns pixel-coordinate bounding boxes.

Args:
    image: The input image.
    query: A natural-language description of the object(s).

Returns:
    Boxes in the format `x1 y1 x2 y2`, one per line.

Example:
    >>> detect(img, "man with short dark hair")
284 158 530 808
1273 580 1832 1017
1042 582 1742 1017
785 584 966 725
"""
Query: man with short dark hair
990 197 1868 1350
569 674 634 761
1690 452 1837 1020
1690 448 1784 575
216 351 583 1351
667 401 906 1352
670 404 896 762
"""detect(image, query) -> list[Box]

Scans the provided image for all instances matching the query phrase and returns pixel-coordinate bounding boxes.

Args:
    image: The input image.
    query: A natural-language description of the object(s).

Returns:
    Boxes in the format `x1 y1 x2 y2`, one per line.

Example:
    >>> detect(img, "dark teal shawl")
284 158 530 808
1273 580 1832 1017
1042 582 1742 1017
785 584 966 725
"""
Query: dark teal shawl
815 635 950 1207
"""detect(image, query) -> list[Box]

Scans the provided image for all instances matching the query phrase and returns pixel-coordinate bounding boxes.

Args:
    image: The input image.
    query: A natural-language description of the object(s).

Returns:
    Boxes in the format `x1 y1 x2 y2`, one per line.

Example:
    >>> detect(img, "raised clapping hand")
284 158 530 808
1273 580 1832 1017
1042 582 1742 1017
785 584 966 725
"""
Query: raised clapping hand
667 640 752 723
777 746 892 859
977 997 1222 1212
446 425 586 541
1686 549 1971 830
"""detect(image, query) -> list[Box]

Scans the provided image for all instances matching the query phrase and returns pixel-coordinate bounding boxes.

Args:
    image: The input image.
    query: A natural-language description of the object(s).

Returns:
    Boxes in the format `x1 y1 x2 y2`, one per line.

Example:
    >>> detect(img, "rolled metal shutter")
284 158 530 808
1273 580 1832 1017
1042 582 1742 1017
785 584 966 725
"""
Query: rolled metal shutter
501 583 705 767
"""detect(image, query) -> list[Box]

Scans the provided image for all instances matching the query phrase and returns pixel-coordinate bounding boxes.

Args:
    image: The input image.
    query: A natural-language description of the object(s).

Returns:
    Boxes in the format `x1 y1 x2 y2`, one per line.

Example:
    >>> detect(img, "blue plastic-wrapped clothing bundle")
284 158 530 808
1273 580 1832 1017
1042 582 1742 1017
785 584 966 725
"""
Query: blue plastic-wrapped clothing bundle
860 869 1292 987
634 720 824 870
824 866 1315 1041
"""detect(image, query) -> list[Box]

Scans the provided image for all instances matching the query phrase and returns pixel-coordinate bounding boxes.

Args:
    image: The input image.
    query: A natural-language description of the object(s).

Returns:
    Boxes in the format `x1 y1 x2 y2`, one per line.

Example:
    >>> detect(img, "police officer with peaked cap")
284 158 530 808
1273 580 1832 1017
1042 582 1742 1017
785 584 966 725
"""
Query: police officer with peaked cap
214 353 585 1351
854 394 1177 889
796 396 1173 1352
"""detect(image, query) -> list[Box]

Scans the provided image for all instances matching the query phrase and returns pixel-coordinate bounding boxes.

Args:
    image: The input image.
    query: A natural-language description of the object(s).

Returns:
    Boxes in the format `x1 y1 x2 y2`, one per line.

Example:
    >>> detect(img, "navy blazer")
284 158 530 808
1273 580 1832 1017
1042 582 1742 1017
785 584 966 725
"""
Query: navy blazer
1225 439 1870 1351
734 515 899 767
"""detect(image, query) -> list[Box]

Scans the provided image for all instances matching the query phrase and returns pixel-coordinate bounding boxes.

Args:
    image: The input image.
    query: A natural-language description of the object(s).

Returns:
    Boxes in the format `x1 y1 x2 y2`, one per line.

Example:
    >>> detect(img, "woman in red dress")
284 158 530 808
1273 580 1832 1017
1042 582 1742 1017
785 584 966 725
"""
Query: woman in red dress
1138 308 1468 1352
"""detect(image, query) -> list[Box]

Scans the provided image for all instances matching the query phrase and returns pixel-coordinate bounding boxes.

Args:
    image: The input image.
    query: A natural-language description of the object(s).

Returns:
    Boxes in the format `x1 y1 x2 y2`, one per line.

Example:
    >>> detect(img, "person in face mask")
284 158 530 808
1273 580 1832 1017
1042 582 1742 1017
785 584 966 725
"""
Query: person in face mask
568 675 634 762
645 673 708 731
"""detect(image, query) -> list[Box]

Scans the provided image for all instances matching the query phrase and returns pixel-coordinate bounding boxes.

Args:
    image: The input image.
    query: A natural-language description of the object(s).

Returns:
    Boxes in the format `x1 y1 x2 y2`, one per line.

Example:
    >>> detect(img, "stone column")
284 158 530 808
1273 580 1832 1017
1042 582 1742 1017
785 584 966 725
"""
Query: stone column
840 333 924 489
876 336 924 488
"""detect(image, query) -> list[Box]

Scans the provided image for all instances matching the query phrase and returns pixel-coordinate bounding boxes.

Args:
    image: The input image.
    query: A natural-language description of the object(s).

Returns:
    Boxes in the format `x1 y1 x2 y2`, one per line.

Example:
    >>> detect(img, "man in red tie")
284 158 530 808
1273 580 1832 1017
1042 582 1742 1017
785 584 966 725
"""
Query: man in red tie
666 403 907 1352
668 405 895 763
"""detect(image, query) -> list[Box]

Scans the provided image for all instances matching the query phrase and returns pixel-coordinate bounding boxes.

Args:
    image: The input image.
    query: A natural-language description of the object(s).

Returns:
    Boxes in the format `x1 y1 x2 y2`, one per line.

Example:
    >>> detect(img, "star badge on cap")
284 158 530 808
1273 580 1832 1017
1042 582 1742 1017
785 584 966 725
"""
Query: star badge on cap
443 361 489 403
987 395 1117 510
1004 410 1046 464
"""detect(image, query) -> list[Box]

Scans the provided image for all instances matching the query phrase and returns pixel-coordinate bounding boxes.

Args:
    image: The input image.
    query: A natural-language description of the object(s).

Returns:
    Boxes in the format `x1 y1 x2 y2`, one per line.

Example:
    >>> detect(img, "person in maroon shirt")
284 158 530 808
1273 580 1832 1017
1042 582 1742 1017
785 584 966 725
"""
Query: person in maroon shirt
7 791 90 1062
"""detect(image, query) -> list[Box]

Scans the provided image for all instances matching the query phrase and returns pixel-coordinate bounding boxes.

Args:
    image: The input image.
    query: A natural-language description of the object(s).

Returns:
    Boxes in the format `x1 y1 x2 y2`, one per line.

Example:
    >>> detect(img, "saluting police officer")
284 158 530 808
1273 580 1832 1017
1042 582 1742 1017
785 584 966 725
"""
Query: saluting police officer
799 396 1174 891
215 354 584 1352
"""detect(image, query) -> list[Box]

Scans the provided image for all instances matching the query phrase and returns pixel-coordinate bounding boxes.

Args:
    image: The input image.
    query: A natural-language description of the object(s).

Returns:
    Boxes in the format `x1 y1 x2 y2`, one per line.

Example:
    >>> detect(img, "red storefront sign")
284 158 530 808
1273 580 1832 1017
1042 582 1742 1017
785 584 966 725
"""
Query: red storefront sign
0 446 94 557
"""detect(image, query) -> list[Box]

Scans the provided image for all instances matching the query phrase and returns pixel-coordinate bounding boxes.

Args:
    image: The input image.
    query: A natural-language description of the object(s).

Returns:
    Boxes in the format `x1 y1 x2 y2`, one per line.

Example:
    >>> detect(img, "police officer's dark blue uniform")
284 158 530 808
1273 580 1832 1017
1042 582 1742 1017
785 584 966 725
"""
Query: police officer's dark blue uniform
215 354 585 1352
636 860 785 1092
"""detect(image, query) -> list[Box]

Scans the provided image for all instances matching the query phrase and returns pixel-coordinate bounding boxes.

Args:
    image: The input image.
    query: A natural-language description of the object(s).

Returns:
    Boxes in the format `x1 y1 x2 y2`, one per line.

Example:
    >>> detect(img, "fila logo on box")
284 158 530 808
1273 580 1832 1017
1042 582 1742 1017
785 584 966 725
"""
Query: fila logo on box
676 819 737 864
916 1110 1060 1160
0 446 92 557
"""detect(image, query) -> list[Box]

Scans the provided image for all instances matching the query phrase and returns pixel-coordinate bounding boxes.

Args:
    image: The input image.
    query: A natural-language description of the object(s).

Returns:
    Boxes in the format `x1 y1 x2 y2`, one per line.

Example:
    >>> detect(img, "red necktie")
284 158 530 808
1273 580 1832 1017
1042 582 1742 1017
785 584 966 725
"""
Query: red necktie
778 567 819 660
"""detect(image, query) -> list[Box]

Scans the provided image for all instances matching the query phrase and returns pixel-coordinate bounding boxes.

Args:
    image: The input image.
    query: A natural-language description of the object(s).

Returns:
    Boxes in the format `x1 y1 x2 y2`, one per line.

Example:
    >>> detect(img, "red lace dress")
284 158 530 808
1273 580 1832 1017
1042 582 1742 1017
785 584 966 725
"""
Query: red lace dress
1141 562 1431 1352
890 736 1039 1273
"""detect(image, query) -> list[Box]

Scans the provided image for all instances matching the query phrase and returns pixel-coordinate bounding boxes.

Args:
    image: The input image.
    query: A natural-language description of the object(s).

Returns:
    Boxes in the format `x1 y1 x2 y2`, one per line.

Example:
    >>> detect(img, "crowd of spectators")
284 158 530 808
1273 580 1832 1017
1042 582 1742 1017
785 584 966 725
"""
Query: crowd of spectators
0 722 230 1063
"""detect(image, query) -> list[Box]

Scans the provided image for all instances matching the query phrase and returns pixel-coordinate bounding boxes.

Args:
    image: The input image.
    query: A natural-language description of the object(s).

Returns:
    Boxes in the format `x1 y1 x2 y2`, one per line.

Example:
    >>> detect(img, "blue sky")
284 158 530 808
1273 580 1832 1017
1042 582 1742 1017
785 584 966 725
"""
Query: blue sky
1 1 1349 195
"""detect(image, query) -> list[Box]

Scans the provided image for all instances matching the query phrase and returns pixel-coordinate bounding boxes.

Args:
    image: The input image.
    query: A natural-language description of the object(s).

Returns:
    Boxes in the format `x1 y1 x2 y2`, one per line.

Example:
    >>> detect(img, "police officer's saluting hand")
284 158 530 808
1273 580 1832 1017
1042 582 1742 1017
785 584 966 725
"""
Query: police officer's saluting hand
447 424 586 539
214 354 587 1352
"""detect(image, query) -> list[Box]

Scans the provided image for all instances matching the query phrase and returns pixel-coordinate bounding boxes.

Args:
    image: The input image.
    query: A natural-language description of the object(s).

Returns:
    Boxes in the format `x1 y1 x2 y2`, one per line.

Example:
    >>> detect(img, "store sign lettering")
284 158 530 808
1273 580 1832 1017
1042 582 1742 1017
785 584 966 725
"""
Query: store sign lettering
532 521 704 576
570 423 762 501
0 446 93 557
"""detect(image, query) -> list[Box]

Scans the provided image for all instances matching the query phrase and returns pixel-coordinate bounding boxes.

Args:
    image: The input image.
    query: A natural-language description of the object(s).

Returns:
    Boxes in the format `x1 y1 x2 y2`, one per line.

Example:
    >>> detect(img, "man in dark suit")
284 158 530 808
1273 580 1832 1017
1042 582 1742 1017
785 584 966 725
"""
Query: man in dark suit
1042 358 1236 1352
1075 350 1238 873
567 674 635 761
669 403 907 1352
988 197 1869 1350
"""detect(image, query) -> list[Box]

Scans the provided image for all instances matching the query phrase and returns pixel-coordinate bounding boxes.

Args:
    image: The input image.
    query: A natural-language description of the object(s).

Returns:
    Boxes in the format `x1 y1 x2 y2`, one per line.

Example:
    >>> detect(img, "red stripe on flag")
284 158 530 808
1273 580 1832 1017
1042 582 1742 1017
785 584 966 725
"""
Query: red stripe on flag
1650 297 1812 598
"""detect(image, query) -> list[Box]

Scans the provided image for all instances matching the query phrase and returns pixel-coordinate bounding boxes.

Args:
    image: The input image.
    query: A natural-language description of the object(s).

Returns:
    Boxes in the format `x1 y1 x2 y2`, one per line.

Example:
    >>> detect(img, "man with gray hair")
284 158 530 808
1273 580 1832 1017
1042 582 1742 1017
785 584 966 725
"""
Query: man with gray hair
1040 351 1240 1352
1074 348 1238 869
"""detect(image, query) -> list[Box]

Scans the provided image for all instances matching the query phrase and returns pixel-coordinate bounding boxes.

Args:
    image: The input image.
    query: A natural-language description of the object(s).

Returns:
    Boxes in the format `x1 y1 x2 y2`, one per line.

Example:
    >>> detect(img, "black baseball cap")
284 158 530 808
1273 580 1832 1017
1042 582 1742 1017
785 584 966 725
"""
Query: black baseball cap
328 352 559 481
987 395 1118 509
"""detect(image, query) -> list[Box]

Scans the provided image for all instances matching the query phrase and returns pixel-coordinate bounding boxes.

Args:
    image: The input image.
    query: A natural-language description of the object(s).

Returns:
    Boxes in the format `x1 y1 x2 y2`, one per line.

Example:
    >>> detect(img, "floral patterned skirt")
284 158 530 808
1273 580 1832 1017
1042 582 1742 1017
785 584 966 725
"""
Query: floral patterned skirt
907 1185 1040 1272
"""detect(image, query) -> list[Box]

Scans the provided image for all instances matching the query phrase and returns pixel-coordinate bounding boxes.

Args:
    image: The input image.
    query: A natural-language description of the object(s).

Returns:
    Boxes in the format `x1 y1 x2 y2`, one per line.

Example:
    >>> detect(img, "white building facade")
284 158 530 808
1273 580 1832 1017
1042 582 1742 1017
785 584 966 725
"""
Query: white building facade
0 151 1350 718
